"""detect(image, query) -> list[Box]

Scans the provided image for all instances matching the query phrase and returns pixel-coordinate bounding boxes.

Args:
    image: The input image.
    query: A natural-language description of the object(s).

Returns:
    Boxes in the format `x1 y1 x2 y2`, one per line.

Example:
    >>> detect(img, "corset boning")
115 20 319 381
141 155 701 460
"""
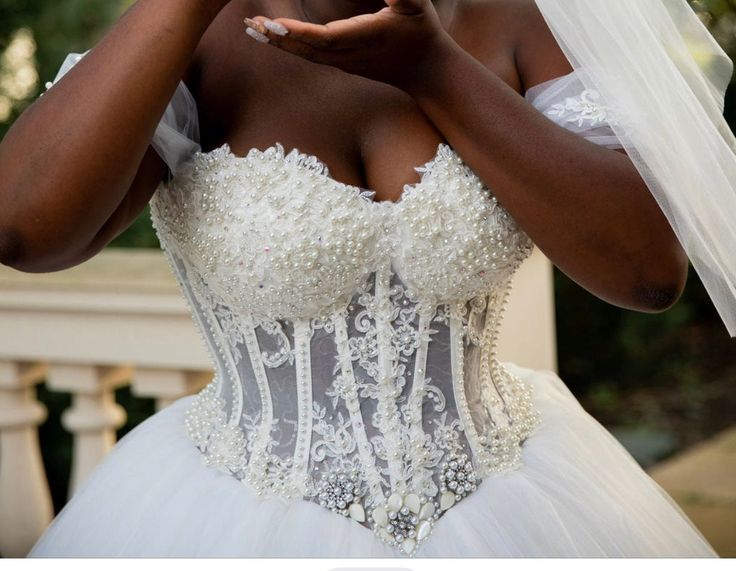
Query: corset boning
149 142 541 556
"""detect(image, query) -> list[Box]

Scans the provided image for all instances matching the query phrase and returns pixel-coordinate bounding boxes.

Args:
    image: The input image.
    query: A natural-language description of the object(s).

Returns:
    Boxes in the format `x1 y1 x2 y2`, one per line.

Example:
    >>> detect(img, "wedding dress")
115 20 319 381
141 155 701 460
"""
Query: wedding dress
29 55 717 558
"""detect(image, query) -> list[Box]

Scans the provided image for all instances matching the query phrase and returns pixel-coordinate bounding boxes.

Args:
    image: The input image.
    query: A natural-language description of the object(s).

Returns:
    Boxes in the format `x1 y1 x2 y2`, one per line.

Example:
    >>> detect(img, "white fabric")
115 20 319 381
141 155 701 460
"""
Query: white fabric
524 70 625 150
47 51 201 175
534 0 736 337
30 363 715 557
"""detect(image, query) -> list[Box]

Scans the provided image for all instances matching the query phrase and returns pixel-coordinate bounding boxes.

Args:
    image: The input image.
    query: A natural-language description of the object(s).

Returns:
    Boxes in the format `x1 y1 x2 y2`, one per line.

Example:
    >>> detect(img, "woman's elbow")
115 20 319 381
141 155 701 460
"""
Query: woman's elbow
631 281 685 313
0 224 92 273
630 245 689 313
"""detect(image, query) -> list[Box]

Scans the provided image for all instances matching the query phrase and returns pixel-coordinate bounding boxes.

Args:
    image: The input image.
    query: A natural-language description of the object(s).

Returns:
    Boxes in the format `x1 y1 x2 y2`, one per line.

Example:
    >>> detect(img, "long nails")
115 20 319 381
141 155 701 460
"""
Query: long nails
244 17 265 33
244 16 289 38
245 27 270 44
263 20 289 36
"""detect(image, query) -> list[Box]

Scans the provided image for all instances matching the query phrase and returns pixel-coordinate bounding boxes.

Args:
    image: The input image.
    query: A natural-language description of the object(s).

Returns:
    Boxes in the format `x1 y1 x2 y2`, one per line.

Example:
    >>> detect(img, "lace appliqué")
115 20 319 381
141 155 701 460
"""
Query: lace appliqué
545 88 620 129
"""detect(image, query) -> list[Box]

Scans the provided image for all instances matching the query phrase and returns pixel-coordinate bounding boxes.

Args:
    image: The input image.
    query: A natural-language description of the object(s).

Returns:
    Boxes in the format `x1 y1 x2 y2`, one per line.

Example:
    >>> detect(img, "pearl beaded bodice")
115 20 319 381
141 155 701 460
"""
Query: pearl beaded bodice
149 141 540 555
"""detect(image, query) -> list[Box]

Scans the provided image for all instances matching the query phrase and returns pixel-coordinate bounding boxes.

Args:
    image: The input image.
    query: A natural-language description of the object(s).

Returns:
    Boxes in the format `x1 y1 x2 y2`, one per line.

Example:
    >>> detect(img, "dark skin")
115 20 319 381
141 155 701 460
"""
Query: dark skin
0 0 688 314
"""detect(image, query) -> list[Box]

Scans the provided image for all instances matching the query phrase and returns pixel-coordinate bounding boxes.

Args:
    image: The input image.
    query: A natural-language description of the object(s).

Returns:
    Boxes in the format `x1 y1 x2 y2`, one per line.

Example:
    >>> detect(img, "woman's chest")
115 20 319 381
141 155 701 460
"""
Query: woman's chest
188 6 521 204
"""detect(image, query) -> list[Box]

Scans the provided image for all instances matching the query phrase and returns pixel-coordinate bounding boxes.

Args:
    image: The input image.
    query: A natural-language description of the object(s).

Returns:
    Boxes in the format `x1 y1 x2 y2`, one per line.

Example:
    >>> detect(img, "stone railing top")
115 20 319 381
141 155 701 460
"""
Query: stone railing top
0 247 212 369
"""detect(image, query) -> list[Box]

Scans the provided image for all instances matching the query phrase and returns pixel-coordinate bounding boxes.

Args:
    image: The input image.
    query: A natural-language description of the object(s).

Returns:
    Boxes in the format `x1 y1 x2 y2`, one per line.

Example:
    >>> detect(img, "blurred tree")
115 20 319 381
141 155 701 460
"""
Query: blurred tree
0 0 129 135
691 0 736 125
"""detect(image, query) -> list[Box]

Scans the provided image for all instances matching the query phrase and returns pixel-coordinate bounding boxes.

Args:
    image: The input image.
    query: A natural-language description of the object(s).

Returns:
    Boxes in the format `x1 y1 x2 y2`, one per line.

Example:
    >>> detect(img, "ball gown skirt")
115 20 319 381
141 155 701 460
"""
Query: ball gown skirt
29 361 716 558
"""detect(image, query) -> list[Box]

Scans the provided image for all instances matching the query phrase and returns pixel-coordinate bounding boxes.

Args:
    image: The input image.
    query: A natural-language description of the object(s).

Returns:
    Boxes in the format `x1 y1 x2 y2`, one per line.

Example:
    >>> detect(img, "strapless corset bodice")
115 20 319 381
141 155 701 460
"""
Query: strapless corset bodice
148 141 540 555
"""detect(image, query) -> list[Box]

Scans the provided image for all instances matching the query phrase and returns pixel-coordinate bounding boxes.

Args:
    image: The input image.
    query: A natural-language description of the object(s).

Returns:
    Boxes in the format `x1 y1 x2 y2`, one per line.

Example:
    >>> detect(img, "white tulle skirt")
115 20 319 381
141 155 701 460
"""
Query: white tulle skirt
29 362 716 558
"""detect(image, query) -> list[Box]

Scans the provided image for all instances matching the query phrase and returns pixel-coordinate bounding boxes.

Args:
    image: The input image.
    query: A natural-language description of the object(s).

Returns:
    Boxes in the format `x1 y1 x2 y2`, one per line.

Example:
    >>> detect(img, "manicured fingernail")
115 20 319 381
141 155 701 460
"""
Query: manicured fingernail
244 18 262 32
245 26 270 44
263 19 289 36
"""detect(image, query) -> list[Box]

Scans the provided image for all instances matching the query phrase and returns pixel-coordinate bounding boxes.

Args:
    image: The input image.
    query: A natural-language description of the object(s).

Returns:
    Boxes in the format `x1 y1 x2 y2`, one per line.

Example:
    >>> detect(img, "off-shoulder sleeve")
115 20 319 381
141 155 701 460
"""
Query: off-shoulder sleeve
45 51 201 176
524 70 624 150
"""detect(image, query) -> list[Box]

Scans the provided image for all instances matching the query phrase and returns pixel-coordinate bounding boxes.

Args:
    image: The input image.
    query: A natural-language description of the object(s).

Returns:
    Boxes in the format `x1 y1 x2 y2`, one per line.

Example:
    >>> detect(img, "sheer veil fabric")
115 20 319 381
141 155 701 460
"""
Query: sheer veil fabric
534 0 736 337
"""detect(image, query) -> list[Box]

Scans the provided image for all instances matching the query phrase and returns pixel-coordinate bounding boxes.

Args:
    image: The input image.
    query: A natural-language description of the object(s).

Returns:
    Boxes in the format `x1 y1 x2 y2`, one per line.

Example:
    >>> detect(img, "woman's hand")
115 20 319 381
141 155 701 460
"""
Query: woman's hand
244 0 455 89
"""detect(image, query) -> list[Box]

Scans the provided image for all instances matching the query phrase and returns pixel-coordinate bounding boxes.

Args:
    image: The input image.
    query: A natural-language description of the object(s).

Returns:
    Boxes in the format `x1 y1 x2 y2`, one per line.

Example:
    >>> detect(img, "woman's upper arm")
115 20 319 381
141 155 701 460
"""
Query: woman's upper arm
75 80 203 267
34 55 203 270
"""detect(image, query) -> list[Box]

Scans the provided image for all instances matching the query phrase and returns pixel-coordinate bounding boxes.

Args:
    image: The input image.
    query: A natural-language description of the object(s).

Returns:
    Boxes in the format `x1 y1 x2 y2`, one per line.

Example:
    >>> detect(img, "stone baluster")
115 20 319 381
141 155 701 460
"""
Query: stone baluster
0 361 53 557
133 368 212 411
46 364 131 497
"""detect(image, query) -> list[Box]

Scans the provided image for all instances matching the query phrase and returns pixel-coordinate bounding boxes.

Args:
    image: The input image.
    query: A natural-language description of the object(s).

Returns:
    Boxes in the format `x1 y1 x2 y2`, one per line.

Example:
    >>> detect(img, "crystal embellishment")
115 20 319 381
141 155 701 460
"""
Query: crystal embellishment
439 453 477 500
370 492 439 556
317 467 365 519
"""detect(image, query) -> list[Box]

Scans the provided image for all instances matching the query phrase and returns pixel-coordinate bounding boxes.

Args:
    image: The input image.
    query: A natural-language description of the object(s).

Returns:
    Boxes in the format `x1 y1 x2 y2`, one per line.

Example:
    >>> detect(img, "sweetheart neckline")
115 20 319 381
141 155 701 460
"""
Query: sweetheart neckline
191 141 462 208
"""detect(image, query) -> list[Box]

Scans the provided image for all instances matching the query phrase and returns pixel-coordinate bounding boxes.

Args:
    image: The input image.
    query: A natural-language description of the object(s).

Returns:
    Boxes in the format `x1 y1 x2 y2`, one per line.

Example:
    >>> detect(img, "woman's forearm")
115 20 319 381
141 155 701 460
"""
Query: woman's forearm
0 0 228 268
399 41 688 312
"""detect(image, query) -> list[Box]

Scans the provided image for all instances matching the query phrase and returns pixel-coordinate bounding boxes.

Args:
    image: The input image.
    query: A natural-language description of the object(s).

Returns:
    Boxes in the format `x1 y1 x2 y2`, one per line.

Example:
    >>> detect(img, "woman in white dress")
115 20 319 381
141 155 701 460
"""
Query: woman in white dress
0 0 732 558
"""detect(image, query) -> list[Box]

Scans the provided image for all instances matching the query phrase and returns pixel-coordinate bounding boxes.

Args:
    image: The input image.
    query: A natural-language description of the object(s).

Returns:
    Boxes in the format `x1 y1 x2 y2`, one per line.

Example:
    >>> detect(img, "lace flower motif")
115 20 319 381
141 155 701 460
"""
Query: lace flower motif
546 88 620 128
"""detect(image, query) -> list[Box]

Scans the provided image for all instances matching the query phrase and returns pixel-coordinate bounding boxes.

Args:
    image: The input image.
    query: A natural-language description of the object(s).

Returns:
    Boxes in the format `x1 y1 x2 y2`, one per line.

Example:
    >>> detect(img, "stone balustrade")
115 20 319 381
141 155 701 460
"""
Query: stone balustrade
0 246 557 556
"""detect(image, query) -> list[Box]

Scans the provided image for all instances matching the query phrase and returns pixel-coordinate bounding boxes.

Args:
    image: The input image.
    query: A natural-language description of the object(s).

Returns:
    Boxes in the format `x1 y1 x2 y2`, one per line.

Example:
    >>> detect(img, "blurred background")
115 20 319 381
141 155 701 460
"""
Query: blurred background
0 0 734 557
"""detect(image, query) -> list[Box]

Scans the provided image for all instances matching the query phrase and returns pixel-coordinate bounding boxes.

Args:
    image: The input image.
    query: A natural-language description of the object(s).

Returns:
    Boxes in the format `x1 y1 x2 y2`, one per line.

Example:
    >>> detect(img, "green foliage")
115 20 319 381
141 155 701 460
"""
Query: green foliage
108 203 161 249
0 0 127 137
555 264 717 394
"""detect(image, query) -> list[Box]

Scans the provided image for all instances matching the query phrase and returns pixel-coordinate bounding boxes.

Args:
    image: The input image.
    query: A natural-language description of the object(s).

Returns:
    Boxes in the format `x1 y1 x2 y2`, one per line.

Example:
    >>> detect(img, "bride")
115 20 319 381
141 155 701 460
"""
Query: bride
0 0 732 558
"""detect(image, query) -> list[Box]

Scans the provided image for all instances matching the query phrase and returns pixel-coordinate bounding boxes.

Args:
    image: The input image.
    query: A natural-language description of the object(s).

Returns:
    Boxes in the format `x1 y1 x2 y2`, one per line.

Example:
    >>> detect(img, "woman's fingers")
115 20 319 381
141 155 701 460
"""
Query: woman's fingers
245 17 335 63
248 17 332 48
247 13 387 50
242 2 439 77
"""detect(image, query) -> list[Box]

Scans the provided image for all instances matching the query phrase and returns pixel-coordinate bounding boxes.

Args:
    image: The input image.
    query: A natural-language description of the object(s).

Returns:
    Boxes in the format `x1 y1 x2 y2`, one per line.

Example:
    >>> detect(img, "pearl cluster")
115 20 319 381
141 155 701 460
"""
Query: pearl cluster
244 451 302 500
390 144 534 306
203 422 247 476
439 453 477 500
316 467 366 520
477 358 541 473
150 143 387 323
475 279 541 476
184 380 226 451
